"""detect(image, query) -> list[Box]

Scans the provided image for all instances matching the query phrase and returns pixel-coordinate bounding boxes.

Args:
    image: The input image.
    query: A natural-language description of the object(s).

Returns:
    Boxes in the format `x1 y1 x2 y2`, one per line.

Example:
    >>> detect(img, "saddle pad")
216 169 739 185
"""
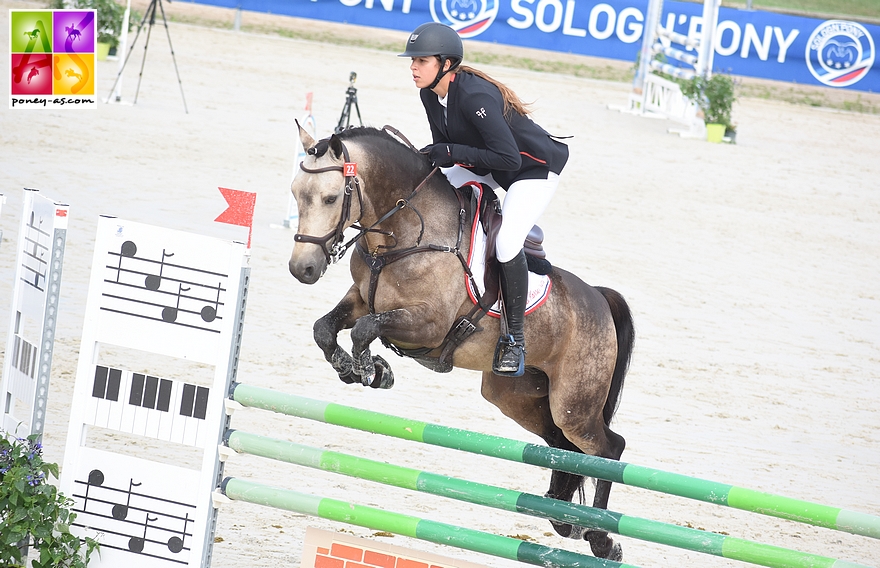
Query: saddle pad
465 184 551 318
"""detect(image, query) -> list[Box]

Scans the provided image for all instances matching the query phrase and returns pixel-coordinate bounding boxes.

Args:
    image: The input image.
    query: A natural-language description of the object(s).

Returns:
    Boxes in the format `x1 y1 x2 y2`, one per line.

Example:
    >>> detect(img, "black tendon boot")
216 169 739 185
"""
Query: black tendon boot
493 250 528 376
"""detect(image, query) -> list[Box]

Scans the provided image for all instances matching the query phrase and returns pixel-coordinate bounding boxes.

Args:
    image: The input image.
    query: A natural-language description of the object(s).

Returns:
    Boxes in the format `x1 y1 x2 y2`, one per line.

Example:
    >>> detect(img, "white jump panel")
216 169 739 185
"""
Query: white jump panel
1 188 68 438
61 216 249 568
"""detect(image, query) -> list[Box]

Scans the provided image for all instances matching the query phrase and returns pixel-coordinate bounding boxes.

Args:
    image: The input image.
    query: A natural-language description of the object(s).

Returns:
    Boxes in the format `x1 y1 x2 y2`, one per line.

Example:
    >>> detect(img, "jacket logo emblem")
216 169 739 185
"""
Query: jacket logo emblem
475 107 487 118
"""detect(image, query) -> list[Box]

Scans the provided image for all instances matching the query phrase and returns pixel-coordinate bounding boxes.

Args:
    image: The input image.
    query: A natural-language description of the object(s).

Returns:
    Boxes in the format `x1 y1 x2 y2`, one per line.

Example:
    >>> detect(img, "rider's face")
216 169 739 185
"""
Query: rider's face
409 56 441 89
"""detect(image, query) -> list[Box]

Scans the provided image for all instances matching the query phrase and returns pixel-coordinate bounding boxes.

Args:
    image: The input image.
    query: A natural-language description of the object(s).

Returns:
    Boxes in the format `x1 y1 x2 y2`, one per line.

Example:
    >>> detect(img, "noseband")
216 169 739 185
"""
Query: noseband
293 128 439 265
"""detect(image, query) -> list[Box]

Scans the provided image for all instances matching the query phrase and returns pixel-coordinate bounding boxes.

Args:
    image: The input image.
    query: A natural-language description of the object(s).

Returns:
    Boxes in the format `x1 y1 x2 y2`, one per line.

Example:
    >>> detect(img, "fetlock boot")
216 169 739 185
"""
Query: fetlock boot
493 250 528 376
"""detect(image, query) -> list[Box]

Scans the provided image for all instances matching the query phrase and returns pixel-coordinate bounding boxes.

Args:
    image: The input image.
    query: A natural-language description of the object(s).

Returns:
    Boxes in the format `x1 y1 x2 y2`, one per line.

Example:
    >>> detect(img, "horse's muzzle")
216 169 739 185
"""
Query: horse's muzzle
289 256 326 285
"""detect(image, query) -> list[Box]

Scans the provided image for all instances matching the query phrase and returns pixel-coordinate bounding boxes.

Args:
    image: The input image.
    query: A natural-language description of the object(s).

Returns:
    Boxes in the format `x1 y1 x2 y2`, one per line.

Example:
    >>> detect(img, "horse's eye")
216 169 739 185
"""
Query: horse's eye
324 195 338 205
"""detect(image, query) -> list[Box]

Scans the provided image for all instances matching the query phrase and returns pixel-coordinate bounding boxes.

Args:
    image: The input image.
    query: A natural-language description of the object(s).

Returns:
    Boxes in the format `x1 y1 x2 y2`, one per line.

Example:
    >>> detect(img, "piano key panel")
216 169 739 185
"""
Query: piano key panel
87 365 210 447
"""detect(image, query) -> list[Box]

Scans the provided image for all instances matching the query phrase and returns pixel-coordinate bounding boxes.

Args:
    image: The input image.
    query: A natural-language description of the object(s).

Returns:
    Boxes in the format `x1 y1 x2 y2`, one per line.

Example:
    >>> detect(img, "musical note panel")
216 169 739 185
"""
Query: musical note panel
87 217 243 364
1 188 68 438
69 448 199 566
60 217 250 568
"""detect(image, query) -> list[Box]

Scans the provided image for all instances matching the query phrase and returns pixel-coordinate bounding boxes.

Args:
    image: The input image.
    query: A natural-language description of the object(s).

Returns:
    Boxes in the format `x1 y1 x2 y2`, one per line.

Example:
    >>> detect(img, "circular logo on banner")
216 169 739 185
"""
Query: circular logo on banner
430 0 498 38
805 20 875 88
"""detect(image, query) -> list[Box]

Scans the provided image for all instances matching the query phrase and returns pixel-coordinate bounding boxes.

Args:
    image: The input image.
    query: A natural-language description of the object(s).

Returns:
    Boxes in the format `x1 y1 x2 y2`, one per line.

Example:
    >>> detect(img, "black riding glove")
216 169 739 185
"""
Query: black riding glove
421 144 463 168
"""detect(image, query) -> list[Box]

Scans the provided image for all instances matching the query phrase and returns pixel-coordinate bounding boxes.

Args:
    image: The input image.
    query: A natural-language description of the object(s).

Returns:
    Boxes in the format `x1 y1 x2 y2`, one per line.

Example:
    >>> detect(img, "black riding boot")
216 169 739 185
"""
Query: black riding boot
493 250 528 376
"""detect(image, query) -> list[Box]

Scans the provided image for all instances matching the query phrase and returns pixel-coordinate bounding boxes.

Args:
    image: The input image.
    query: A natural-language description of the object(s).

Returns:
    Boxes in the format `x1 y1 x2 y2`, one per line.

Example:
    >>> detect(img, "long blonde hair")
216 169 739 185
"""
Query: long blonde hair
454 65 532 117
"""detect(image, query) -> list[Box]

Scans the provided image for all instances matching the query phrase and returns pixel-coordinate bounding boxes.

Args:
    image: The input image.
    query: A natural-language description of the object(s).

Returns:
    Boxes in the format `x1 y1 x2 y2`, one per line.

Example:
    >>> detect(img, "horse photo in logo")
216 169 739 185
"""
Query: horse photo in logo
805 20 875 88
430 0 498 38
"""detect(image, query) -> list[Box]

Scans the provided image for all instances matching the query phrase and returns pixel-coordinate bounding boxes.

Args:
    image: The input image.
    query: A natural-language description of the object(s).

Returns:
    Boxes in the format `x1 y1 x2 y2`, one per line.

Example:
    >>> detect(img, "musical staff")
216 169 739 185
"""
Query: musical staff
101 240 228 333
21 210 51 291
73 469 196 565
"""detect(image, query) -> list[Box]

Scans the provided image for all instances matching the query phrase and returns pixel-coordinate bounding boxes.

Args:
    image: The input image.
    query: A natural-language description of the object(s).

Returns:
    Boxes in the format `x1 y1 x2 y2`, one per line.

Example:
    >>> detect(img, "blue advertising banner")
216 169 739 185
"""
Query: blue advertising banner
188 0 878 93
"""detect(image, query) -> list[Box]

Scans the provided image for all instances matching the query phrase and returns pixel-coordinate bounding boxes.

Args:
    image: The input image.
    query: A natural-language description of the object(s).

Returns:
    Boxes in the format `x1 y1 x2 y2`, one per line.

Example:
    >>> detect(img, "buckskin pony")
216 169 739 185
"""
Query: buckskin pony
288 124 635 561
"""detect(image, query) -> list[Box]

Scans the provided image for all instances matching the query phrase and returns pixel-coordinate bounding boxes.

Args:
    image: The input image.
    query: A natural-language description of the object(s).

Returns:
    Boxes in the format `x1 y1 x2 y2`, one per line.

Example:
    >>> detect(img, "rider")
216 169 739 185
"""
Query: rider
400 22 569 377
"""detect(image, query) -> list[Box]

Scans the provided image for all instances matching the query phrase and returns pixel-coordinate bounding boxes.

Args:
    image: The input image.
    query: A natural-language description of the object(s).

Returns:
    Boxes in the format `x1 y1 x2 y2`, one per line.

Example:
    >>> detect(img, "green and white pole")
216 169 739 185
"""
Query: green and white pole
220 477 637 568
226 430 869 568
230 383 880 541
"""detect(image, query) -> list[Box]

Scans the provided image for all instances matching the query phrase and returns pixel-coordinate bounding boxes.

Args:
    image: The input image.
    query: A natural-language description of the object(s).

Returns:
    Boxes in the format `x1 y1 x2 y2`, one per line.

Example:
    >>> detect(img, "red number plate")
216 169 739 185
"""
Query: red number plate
344 162 357 177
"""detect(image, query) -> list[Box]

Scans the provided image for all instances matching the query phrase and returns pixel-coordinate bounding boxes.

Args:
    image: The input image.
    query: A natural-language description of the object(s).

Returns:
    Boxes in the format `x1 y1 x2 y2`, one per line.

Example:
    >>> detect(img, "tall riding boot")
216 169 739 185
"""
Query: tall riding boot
493 250 528 376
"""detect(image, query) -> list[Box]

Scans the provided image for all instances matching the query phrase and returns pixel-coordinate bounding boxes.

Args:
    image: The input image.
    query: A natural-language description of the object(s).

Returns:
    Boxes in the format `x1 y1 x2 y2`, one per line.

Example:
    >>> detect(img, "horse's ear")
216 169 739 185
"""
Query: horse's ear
296 119 316 153
328 134 345 161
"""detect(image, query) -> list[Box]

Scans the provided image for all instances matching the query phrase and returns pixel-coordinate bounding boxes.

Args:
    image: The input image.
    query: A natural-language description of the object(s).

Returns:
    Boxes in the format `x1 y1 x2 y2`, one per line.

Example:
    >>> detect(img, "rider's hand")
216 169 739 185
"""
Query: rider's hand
420 144 457 168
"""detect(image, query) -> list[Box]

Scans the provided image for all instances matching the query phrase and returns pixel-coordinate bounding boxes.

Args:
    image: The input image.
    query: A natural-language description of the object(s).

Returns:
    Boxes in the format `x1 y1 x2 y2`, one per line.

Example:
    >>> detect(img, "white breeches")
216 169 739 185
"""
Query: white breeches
442 166 559 263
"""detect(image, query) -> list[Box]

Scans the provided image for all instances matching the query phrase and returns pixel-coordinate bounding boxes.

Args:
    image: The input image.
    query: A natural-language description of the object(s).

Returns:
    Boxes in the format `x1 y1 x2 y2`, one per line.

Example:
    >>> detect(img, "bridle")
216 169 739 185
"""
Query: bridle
294 140 365 264
293 126 439 266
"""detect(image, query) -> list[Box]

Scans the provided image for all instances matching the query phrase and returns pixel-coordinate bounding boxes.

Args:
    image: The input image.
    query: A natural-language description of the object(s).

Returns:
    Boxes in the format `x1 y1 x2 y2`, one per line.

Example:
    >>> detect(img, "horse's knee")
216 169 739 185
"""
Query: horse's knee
350 314 385 354
313 317 337 353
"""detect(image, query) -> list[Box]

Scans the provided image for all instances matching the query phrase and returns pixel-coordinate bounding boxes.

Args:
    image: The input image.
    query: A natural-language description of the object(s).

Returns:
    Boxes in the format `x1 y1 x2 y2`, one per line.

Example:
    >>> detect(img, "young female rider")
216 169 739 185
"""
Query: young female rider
400 22 569 377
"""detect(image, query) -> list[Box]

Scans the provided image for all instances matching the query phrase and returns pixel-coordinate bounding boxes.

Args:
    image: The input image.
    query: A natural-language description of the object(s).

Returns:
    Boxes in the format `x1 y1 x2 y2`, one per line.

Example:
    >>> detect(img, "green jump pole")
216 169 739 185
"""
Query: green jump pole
220 477 638 568
226 429 869 568
230 383 880 541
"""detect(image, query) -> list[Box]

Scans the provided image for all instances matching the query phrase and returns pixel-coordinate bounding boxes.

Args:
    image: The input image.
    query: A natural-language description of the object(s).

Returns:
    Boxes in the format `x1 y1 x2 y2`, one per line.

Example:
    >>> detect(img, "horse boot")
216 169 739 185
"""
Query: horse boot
493 250 528 376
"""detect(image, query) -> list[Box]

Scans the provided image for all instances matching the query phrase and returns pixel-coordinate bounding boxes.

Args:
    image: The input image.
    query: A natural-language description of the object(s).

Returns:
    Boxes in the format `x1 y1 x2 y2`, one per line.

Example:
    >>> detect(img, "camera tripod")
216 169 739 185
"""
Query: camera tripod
334 71 362 133
107 0 188 113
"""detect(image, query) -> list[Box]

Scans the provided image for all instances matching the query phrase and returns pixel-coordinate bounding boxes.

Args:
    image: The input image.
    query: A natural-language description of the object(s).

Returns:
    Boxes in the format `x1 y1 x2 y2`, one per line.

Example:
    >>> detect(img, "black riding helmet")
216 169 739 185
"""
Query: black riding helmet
399 23 463 90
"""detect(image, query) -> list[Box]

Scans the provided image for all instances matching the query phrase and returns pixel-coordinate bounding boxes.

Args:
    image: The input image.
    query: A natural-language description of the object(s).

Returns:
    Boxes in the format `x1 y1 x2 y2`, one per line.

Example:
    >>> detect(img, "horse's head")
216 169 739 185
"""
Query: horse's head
288 121 362 284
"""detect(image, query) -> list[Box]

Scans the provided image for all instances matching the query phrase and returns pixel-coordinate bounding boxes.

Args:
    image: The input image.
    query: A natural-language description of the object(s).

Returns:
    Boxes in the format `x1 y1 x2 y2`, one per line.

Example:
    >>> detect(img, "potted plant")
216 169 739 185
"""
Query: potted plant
0 433 99 567
679 72 737 143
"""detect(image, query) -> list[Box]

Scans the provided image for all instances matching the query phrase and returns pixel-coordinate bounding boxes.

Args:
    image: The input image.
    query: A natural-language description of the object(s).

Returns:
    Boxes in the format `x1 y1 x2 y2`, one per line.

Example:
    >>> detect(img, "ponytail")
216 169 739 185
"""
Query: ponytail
455 65 532 117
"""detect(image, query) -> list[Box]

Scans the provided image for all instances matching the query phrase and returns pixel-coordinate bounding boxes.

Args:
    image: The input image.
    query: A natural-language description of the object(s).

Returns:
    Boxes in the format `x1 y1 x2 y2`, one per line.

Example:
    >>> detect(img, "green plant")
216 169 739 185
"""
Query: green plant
0 433 99 568
679 72 737 130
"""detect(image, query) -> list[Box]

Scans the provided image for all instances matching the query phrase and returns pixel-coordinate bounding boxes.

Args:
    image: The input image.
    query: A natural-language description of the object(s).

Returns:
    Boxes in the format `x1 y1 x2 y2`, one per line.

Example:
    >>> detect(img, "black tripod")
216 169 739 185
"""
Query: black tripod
107 0 188 113
334 71 362 133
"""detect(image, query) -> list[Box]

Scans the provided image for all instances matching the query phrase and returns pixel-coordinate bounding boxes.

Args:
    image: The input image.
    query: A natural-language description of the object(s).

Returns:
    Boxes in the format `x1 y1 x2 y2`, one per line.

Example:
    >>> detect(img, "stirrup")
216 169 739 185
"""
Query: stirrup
493 334 525 377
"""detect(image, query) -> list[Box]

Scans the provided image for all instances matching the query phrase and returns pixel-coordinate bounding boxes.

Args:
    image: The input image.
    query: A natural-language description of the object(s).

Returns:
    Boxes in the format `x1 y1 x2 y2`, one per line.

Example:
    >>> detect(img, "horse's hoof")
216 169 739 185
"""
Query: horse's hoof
549 520 580 539
586 531 622 561
338 371 358 384
353 351 375 386
606 542 623 562
368 355 394 389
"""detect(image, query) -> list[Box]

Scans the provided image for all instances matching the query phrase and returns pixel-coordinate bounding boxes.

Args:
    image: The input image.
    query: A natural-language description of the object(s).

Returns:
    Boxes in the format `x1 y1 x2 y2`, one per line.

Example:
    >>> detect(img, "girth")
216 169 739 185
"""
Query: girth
357 185 498 370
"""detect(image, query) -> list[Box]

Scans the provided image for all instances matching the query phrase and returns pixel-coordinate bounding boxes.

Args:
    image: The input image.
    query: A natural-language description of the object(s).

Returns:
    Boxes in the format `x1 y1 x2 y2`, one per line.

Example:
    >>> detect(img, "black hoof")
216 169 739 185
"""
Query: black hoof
338 371 358 384
368 355 394 389
549 520 579 539
586 531 622 561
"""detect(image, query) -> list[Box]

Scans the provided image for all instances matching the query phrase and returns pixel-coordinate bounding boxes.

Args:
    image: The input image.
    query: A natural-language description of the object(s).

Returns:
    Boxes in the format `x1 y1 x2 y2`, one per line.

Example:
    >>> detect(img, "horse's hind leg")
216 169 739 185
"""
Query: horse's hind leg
480 372 591 536
553 398 626 561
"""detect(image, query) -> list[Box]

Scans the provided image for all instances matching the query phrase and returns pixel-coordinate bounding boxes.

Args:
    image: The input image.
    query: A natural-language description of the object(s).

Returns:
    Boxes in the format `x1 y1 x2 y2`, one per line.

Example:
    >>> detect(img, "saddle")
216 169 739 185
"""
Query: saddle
468 183 552 309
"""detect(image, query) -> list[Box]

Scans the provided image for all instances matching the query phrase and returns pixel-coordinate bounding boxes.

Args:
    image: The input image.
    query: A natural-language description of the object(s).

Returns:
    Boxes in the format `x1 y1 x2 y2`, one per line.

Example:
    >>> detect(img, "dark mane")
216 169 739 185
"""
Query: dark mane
310 126 432 177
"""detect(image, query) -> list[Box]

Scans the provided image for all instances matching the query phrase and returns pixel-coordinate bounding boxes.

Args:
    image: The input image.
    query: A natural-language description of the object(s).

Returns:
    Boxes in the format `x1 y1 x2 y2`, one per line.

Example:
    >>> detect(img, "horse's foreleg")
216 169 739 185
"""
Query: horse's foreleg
348 311 398 388
314 285 367 385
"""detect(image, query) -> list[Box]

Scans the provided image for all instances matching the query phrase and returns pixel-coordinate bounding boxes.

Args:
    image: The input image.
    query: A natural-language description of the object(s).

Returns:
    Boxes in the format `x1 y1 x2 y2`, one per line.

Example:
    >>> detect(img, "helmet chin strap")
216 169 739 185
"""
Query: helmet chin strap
429 56 460 90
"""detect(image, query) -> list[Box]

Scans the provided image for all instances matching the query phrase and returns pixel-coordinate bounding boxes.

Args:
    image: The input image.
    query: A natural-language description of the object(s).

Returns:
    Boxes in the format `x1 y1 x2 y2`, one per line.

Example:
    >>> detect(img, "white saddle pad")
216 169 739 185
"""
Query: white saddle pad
464 183 551 318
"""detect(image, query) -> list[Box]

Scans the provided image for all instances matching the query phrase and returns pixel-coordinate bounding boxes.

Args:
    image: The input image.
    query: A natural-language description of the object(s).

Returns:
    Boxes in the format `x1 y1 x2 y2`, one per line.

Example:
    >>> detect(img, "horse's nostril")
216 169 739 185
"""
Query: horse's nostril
303 266 314 278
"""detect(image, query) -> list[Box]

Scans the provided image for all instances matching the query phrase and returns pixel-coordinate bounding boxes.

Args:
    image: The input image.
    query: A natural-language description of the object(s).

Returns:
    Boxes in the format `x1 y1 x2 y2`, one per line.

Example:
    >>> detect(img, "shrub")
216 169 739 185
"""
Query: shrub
0 433 99 568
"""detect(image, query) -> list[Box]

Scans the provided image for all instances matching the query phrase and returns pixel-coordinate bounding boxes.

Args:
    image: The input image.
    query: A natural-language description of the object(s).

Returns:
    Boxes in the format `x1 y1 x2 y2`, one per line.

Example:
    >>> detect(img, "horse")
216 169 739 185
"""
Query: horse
288 124 635 561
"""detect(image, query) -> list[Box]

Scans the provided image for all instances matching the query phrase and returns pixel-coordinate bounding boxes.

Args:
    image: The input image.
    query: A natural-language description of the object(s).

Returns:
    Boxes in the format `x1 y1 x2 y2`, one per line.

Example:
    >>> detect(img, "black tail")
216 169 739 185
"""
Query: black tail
596 287 634 425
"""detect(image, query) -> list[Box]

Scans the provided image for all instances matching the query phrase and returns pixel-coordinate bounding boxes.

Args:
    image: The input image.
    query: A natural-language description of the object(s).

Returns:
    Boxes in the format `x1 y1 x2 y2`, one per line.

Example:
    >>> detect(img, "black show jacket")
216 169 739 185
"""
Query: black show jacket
419 70 569 189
